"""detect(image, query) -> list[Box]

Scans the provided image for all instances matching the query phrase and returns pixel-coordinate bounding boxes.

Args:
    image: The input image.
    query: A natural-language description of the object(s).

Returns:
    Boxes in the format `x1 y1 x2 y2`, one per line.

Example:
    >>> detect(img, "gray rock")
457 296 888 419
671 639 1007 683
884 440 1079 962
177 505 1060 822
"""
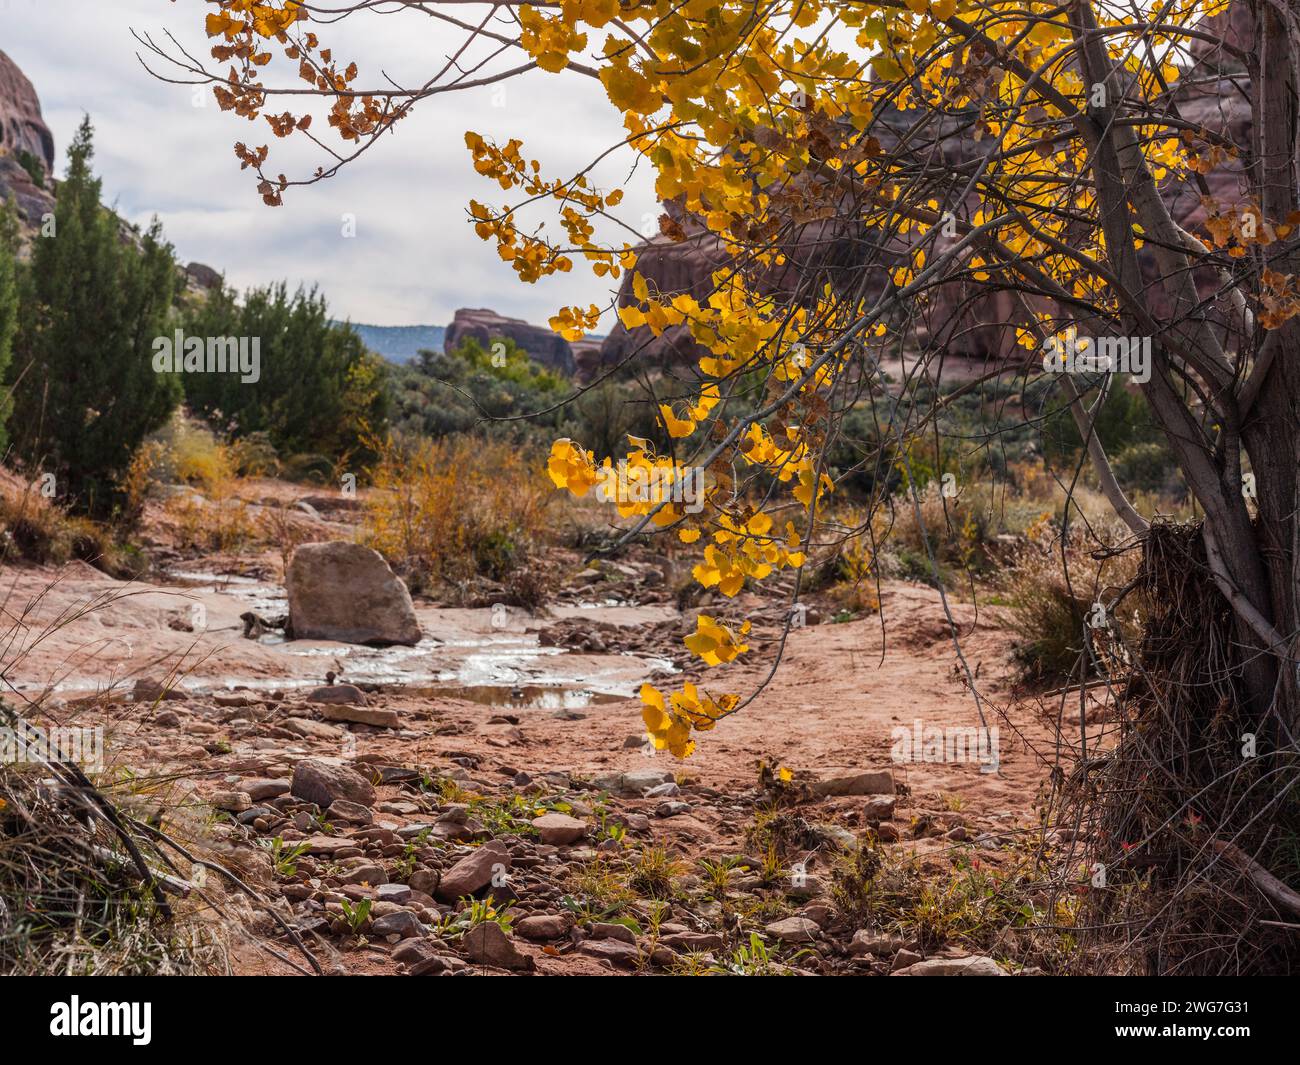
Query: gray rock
244 778 291 801
660 931 723 952
589 922 636 944
862 796 896 822
892 955 1006 976
210 790 252 813
290 758 376 809
307 684 369 706
371 910 424 940
328 799 374 825
810 770 895 798
849 930 908 957
284 718 344 741
463 921 532 970
764 917 819 944
592 769 676 797
436 839 510 902
579 939 640 968
287 541 421 646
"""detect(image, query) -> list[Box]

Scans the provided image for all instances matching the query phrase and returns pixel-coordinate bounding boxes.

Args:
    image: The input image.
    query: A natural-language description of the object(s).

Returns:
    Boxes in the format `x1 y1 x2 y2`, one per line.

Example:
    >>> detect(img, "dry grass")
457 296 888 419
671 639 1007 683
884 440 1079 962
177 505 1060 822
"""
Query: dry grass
361 435 553 590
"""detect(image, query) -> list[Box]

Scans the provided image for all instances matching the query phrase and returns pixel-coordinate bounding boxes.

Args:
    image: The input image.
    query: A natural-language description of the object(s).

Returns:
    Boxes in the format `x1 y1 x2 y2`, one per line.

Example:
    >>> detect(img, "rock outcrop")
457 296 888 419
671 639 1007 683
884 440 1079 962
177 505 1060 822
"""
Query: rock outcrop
0 50 53 175
0 50 55 229
286 541 422 647
443 307 576 375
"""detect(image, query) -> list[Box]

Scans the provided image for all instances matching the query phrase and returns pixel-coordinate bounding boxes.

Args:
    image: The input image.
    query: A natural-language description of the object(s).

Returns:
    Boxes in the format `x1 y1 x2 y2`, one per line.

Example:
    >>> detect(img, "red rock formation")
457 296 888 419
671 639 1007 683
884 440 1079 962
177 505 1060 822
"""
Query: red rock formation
443 307 576 375
0 50 56 229
0 50 53 175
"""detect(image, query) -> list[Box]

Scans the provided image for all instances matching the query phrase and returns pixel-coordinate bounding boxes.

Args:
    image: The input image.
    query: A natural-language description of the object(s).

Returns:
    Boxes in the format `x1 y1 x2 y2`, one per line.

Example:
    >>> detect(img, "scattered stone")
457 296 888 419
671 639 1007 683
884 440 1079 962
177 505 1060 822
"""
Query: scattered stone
579 939 640 968
284 718 344 741
463 922 532 970
210 790 252 813
286 541 422 646
435 839 510 902
892 955 1006 976
377 884 412 905
154 709 182 728
592 769 676 797
371 910 424 940
645 781 680 798
862 796 896 822
291 758 376 809
764 917 819 944
244 778 291 802
319 703 400 728
531 812 587 845
850 930 908 957
891 949 924 971
328 799 374 825
784 874 826 900
655 801 691 818
660 931 723 952
393 939 440 966
339 863 387 886
589 922 637 944
409 954 467 976
810 770 895 798
307 684 369 706
133 677 187 702
214 692 257 708
409 869 440 896
516 914 572 941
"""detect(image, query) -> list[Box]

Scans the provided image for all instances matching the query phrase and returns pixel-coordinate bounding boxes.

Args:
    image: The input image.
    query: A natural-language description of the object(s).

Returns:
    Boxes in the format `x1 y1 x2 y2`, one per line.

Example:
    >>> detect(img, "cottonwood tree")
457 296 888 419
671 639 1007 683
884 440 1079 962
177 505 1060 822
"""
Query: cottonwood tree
152 0 1300 970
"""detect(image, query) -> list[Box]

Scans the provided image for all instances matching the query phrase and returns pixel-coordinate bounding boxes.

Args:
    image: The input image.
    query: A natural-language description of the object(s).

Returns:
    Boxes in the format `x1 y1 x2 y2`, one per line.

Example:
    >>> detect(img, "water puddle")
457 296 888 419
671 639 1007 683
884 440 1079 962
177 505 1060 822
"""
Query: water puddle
401 684 626 710
17 569 678 709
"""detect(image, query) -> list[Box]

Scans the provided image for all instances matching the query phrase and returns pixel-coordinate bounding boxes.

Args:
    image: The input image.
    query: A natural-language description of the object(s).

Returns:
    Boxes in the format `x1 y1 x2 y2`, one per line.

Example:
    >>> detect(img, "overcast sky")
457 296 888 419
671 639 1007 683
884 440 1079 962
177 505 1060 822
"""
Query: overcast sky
0 0 655 326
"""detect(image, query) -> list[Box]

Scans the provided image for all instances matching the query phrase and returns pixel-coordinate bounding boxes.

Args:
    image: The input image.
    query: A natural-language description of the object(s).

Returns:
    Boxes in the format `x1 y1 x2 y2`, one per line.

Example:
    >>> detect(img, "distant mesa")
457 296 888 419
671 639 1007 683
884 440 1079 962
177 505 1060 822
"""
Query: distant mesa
443 307 576 376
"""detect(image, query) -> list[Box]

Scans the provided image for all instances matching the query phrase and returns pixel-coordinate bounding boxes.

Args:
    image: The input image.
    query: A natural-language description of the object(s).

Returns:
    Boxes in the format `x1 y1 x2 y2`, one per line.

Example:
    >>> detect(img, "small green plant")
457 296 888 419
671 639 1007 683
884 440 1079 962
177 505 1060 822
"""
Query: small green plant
340 898 372 934
697 855 742 898
440 897 514 937
260 836 310 880
629 845 680 899
709 932 803 976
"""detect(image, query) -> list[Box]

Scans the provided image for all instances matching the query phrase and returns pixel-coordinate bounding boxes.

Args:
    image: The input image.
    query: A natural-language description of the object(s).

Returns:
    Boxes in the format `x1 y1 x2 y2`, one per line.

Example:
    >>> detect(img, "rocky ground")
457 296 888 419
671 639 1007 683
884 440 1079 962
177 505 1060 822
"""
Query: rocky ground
1 482 1113 976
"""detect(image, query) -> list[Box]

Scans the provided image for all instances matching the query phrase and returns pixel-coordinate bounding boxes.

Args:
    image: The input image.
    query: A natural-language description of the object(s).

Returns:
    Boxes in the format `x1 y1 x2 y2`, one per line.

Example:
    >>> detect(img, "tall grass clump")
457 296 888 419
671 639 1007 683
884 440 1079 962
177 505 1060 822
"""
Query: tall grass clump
362 435 553 592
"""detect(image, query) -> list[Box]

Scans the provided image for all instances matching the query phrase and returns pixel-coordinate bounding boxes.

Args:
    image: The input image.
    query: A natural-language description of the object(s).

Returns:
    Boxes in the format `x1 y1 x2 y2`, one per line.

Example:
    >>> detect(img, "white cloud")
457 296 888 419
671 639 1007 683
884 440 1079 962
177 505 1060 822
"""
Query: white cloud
0 0 656 326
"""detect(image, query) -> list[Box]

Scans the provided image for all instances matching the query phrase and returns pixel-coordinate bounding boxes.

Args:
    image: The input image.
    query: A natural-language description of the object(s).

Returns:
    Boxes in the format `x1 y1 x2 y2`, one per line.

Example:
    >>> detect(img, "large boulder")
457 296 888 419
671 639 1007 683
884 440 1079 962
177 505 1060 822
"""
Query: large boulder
290 758 376 809
443 307 576 375
286 541 421 646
